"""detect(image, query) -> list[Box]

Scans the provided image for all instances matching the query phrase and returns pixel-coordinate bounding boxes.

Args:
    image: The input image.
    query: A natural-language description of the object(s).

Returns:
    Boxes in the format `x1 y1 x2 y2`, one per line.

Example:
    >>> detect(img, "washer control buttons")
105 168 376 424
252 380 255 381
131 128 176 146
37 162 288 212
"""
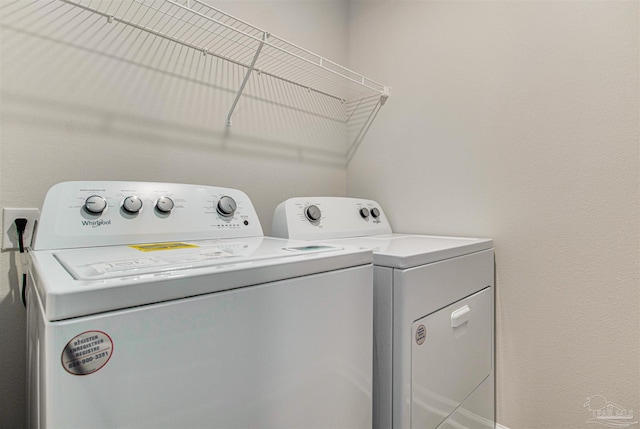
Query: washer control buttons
155 196 174 213
122 196 143 214
84 195 107 214
305 205 322 222
217 196 237 217
371 207 381 218
359 208 370 219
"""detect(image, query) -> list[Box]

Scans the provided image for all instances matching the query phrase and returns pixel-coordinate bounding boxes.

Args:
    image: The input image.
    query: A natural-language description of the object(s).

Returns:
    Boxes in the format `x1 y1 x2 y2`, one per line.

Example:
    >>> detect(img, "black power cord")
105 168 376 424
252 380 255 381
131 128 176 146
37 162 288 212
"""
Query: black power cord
14 218 28 307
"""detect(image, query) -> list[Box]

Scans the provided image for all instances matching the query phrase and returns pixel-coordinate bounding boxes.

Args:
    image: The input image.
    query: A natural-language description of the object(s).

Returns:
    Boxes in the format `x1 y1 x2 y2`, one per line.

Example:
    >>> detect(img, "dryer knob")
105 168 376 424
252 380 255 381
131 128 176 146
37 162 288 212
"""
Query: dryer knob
122 196 143 214
305 205 322 222
84 195 107 214
359 208 370 219
155 196 174 213
217 196 237 217
371 207 381 218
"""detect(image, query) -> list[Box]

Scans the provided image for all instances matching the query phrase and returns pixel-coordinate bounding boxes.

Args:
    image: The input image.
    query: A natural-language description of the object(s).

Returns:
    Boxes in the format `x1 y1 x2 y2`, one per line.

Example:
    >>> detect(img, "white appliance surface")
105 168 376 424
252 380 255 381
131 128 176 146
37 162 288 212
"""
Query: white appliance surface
272 196 495 429
33 181 265 250
318 234 491 268
27 182 374 429
32 236 369 321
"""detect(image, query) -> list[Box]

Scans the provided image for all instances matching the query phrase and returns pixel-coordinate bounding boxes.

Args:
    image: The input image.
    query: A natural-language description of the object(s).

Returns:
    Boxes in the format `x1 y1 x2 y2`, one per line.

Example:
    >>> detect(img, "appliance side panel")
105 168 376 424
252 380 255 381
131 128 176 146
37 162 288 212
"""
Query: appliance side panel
27 272 56 429
373 266 394 429
26 280 43 429
271 201 290 238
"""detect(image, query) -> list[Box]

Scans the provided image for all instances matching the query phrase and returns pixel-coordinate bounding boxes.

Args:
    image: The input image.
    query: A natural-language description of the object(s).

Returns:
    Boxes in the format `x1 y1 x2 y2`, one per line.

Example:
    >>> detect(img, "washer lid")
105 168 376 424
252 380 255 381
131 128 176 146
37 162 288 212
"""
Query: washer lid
320 234 493 269
29 237 372 321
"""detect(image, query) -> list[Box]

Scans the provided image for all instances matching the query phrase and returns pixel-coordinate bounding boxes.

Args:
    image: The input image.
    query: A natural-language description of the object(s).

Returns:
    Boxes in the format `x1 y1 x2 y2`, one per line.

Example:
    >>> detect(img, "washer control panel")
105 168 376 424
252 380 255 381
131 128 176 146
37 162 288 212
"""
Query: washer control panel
33 181 264 250
272 197 392 240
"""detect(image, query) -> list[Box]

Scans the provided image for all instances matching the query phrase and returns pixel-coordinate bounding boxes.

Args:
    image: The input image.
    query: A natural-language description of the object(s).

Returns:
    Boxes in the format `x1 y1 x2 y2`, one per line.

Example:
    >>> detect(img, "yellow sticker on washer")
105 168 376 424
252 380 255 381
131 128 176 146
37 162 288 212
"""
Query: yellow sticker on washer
129 242 199 252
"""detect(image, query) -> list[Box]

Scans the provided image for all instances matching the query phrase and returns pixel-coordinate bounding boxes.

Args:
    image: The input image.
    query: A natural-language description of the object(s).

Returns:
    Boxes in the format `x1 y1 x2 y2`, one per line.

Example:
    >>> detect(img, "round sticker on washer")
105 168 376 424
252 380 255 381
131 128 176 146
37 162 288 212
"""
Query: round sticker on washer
415 324 427 345
61 330 113 376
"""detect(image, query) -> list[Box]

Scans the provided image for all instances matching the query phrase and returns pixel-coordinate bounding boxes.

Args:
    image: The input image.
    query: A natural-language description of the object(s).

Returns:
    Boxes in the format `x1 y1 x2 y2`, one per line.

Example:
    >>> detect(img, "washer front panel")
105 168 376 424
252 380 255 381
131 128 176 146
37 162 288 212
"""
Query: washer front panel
31 265 373 428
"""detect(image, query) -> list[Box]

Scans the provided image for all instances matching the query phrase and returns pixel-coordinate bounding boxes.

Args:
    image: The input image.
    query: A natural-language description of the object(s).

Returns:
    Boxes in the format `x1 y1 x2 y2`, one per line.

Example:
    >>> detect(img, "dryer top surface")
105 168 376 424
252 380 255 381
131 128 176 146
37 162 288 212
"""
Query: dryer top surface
313 233 492 269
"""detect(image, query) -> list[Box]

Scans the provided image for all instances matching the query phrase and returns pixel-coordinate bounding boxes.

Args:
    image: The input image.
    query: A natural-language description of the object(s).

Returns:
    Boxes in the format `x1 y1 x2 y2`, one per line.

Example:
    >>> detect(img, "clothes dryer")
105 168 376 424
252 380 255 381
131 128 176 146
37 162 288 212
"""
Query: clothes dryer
27 182 373 429
272 197 495 429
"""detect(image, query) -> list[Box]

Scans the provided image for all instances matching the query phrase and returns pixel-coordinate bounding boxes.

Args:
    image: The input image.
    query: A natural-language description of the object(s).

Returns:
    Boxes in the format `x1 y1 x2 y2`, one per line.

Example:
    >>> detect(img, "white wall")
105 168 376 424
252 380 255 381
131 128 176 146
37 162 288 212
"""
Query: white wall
347 1 639 428
0 1 349 427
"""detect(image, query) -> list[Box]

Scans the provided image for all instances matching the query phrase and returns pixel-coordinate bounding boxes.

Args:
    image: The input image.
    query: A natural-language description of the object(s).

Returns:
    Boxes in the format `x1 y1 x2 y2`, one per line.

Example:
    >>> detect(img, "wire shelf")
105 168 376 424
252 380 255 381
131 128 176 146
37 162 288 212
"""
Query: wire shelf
59 0 390 128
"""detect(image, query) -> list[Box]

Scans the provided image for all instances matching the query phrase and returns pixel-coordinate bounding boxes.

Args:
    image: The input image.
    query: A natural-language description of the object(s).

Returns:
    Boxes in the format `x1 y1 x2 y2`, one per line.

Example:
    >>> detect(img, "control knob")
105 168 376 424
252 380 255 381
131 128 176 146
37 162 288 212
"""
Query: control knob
359 208 370 219
122 196 143 214
84 195 107 214
217 196 237 217
371 207 381 218
305 205 322 222
155 196 174 213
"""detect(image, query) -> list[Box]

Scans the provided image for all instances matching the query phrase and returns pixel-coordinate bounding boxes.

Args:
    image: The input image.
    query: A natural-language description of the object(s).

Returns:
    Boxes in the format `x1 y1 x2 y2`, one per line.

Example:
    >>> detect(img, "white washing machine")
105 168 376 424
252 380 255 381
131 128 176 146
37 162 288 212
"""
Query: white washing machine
272 197 495 429
26 182 374 429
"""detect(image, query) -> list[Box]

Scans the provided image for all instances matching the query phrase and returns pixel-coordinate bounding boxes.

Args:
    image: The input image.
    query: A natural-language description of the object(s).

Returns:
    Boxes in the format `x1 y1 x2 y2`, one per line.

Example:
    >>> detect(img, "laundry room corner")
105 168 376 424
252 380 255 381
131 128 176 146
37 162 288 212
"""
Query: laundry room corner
1 0 638 428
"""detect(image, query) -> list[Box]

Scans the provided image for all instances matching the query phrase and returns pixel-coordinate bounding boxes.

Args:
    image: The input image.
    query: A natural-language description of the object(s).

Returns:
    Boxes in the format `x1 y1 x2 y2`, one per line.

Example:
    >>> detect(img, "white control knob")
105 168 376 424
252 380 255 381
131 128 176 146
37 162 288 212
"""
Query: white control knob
371 207 381 218
359 208 370 219
217 196 237 217
305 205 321 222
84 195 107 214
122 196 143 214
155 196 174 213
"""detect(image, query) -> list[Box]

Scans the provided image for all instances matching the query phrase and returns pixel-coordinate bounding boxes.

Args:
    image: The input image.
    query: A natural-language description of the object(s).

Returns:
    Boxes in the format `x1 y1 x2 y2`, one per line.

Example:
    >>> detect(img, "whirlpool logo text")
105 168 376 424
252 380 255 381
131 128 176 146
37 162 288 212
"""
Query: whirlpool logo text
81 219 112 228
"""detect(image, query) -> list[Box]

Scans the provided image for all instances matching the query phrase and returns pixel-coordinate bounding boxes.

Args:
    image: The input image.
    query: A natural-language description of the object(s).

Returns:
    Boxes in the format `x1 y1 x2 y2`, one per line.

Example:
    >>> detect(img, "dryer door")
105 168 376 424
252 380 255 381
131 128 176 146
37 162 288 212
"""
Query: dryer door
410 287 492 428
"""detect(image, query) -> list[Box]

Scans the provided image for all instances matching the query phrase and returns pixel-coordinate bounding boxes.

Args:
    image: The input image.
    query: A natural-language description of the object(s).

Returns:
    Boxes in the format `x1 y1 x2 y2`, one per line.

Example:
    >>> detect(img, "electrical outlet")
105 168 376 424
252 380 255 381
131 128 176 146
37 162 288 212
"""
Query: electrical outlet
2 208 41 250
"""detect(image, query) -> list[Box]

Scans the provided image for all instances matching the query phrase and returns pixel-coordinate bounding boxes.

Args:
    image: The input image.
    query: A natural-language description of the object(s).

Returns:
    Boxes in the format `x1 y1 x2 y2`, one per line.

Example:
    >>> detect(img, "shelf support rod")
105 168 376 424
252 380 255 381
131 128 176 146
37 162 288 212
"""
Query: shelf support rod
226 32 268 127
346 91 388 163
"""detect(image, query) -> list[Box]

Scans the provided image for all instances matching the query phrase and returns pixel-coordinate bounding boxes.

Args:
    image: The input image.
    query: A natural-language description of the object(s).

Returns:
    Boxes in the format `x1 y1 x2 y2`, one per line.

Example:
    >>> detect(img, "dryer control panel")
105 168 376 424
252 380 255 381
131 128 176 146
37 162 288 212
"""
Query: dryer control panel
32 181 264 250
272 197 392 240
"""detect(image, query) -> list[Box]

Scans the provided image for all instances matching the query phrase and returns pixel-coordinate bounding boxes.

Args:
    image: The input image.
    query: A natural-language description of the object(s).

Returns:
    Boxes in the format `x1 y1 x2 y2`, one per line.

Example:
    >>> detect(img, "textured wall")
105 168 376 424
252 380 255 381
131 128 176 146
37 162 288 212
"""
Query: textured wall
0 1 349 427
347 1 639 428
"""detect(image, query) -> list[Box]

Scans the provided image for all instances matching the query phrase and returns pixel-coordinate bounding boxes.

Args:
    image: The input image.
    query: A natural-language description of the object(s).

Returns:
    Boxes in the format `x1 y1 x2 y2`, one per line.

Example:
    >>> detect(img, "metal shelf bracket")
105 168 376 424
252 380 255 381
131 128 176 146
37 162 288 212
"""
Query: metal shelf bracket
226 32 268 127
380 86 391 105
